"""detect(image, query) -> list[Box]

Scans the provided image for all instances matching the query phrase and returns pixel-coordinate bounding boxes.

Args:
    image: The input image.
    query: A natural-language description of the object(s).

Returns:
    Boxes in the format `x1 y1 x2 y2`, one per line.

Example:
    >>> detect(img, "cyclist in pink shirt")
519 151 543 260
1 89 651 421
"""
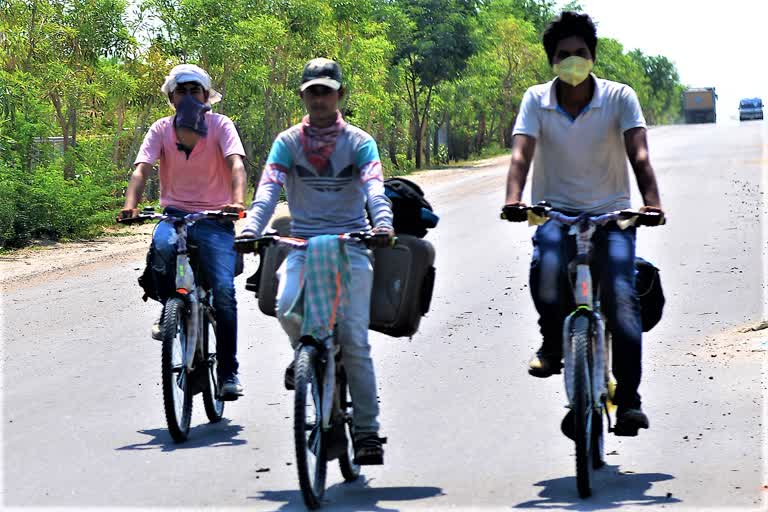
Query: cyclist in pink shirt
120 64 248 399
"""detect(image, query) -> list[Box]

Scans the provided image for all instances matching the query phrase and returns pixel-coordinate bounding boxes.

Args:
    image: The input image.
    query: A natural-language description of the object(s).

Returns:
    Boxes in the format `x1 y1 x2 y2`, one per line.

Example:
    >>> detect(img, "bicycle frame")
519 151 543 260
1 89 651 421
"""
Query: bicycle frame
560 218 610 413
236 231 389 432
120 209 240 372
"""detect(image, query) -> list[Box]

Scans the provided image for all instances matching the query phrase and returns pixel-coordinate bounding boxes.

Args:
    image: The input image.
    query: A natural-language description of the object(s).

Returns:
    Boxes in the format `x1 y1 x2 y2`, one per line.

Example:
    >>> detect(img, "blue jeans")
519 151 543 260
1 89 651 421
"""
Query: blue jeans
530 219 643 409
275 244 380 433
152 208 239 377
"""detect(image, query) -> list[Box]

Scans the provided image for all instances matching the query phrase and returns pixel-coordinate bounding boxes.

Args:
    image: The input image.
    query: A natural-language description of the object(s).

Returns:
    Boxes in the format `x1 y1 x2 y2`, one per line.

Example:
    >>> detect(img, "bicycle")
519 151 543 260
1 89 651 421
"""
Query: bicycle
119 207 243 442
501 202 664 498
236 231 390 509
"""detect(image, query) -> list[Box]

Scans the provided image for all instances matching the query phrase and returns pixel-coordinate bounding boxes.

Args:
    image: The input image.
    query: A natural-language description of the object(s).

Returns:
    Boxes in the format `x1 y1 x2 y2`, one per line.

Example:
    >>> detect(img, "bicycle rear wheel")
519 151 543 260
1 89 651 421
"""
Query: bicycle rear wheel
161 298 193 442
571 314 595 498
337 370 361 482
201 313 224 423
294 345 327 509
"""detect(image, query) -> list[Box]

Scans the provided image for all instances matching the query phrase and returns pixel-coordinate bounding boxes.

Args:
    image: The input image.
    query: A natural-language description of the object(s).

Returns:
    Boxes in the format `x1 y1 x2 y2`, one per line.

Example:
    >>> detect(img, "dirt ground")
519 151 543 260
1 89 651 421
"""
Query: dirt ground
0 156 509 291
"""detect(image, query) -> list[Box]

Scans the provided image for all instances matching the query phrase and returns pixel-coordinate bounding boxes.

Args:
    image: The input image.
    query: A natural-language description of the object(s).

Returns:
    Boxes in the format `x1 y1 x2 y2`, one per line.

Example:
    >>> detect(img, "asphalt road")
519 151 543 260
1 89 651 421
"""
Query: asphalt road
2 121 766 511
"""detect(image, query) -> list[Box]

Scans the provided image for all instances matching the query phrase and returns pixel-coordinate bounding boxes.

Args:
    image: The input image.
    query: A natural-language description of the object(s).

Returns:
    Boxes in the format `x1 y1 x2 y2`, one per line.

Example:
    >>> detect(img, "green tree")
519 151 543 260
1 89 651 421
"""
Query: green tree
389 0 479 168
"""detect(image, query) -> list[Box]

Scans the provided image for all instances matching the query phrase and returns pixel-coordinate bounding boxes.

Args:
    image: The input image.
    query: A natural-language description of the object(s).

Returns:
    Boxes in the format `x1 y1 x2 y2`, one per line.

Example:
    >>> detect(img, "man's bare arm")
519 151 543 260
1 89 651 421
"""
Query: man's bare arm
120 162 154 218
624 127 662 210
226 154 247 210
505 134 537 205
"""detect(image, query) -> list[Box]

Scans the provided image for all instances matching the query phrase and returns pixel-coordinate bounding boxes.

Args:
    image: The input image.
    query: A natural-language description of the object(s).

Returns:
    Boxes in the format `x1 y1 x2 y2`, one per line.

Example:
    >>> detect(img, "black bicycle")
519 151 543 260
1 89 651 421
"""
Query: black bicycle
119 207 243 442
502 202 664 498
236 231 389 509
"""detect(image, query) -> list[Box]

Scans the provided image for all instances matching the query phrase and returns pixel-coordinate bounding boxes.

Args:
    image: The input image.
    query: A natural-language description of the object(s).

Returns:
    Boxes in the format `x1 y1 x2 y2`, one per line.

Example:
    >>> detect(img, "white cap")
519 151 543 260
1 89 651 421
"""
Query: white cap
160 64 222 105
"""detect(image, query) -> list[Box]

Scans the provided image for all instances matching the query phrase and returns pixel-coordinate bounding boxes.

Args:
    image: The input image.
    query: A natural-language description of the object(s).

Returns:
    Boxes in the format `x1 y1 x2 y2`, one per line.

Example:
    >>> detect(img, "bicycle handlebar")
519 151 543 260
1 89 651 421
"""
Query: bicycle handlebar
500 203 666 227
117 207 245 224
234 231 395 254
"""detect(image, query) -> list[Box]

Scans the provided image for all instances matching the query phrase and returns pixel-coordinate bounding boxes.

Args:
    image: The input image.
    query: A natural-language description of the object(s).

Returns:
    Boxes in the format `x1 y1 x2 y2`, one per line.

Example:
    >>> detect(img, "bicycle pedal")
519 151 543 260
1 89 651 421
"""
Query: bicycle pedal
217 391 243 401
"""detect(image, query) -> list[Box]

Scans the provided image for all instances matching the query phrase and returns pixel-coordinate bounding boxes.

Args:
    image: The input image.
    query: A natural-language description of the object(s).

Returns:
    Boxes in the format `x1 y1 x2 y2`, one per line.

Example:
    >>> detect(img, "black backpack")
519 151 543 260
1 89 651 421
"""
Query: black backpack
635 257 665 332
384 177 439 238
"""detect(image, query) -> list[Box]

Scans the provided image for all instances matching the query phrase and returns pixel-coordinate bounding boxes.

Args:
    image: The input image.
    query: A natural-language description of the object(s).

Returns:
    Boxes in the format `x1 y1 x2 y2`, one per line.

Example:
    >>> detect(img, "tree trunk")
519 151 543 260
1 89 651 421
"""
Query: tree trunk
413 117 422 169
432 123 440 163
63 103 77 179
111 104 125 164
406 117 413 162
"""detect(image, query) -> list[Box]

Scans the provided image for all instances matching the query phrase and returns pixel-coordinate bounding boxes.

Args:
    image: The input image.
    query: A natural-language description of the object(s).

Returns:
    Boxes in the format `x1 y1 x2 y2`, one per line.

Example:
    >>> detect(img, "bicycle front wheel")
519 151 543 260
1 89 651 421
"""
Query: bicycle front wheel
571 314 595 498
161 297 193 442
337 370 361 482
201 313 224 423
294 345 327 509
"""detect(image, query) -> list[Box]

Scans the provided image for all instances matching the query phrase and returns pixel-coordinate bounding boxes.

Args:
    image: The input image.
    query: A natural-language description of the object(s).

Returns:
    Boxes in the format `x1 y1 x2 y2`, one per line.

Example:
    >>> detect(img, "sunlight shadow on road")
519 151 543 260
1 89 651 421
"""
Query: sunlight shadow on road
248 477 445 511
115 418 246 452
513 465 681 510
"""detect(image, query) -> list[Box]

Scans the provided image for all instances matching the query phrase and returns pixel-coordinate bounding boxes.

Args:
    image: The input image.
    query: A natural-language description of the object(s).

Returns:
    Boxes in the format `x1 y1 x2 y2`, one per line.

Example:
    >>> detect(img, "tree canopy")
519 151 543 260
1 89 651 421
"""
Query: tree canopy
0 0 686 248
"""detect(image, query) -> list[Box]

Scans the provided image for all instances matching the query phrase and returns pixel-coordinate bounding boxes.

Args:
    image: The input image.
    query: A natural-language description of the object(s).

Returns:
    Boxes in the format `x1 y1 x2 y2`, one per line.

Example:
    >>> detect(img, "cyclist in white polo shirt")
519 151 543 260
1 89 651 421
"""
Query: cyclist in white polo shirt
503 11 664 436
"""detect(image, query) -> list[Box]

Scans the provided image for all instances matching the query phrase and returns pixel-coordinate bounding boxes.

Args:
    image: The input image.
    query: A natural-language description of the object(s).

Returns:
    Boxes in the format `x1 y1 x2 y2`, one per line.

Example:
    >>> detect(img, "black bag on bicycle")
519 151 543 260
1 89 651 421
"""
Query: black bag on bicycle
635 257 665 332
384 177 439 238
138 243 175 303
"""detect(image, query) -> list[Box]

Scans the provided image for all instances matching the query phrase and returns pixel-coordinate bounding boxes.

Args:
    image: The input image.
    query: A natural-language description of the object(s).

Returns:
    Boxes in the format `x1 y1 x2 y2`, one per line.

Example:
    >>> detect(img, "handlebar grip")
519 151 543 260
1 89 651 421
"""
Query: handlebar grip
501 205 529 222
636 212 666 227
116 216 146 224
366 232 395 249
234 238 259 253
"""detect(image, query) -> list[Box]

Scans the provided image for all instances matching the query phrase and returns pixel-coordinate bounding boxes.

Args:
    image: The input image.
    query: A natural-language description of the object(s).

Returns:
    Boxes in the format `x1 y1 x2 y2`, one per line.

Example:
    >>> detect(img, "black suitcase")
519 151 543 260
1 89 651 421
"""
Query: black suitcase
369 234 435 337
250 225 435 337
251 217 291 317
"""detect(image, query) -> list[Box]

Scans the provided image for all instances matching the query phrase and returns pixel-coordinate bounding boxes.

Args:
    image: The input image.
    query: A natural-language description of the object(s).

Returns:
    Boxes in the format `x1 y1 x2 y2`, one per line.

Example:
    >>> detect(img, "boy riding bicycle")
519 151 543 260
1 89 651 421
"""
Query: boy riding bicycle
502 12 665 435
120 64 248 400
239 58 393 464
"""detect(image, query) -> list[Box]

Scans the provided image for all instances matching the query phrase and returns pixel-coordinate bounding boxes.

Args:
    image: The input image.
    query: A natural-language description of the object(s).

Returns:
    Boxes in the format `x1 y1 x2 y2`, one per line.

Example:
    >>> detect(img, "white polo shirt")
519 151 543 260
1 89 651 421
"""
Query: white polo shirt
512 75 646 213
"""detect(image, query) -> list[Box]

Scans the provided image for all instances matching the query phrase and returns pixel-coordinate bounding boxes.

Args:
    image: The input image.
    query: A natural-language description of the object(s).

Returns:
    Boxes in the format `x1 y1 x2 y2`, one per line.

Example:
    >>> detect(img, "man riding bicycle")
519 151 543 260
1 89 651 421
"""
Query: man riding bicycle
120 64 248 400
503 12 664 435
239 58 393 464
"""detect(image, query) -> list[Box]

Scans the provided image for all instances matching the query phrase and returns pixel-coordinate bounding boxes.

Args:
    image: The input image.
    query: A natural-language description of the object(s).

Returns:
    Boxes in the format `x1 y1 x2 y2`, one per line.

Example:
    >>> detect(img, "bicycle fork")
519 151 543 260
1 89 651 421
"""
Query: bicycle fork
321 337 337 431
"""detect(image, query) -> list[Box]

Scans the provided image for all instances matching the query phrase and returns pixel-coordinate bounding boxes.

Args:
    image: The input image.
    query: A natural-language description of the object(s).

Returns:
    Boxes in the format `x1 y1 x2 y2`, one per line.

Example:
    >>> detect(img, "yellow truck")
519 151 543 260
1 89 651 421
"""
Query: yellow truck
683 87 717 123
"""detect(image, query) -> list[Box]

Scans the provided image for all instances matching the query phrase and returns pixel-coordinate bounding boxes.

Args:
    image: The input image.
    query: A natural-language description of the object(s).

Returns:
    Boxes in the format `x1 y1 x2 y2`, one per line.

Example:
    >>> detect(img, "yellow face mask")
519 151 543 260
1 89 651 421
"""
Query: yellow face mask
553 56 594 87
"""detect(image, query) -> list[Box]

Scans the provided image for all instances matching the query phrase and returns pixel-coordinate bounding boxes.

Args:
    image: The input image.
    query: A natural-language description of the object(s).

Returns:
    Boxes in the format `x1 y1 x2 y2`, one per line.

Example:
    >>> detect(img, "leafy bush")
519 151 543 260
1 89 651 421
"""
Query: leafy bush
0 140 126 248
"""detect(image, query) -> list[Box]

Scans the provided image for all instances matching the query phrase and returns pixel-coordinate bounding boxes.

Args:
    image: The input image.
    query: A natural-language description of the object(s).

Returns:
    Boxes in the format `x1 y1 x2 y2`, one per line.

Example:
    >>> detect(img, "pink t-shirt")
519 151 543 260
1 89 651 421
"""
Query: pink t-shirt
134 112 246 211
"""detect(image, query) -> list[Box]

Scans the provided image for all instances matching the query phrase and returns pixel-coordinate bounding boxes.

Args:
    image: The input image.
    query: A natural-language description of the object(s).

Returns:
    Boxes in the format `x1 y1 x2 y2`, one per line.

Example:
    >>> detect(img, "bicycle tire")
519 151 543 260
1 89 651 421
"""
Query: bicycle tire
201 313 224 423
337 370 361 482
572 314 594 498
161 297 193 442
592 327 609 470
294 345 327 509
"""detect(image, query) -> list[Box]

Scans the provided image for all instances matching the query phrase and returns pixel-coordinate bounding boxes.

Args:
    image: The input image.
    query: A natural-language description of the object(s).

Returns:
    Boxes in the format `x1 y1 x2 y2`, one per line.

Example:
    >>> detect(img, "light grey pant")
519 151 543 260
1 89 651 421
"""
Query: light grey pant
276 244 380 433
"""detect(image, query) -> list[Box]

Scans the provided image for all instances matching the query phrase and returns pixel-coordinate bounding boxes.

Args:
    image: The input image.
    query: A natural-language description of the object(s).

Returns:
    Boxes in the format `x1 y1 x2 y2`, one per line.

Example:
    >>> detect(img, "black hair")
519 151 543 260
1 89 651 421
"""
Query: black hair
542 11 597 65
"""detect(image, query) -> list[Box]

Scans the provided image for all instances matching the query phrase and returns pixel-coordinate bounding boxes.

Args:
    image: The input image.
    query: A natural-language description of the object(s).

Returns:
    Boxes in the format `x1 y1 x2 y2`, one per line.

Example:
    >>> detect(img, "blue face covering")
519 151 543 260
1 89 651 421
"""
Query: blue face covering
174 93 211 136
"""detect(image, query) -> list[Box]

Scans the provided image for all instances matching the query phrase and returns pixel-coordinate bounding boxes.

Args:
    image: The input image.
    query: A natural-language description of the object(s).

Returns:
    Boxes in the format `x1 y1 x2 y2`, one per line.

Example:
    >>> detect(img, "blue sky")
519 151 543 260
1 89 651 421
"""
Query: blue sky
562 0 768 121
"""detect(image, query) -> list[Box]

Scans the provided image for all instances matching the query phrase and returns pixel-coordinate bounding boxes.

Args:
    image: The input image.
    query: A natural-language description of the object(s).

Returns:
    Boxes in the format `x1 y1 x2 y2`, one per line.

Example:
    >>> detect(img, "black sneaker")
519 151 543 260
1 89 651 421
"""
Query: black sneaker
614 407 649 436
284 360 295 391
353 432 387 465
528 351 562 378
218 373 244 401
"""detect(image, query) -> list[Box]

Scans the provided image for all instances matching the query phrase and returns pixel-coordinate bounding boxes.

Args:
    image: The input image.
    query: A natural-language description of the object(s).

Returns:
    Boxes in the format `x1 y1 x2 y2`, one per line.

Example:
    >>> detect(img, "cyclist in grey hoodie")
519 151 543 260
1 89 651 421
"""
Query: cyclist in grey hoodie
240 58 393 464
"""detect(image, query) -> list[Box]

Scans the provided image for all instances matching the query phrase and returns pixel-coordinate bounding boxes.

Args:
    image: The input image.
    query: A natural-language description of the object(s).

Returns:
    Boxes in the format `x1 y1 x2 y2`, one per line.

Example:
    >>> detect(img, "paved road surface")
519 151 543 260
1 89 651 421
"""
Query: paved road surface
2 121 766 511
